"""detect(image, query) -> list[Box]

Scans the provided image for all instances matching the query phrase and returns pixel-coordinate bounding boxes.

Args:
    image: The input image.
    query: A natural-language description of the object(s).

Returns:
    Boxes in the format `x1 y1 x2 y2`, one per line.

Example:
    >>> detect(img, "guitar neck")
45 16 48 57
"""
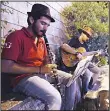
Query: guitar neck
82 50 99 56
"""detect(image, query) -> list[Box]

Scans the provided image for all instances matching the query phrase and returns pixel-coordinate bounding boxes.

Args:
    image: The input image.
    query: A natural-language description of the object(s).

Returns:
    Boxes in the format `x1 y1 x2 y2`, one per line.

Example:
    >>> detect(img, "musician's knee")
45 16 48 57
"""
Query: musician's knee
88 63 101 75
48 90 62 110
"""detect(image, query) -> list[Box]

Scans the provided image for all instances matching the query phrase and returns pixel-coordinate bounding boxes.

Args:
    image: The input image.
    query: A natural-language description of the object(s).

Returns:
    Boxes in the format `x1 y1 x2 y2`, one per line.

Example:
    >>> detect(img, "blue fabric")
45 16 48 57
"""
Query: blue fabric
13 74 62 110
13 73 81 110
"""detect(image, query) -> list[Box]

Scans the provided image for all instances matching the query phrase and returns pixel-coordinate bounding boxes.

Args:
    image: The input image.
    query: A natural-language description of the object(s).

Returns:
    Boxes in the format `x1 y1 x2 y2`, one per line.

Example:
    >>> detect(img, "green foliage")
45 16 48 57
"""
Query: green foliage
1 38 6 53
1 1 13 29
98 56 108 66
61 2 109 37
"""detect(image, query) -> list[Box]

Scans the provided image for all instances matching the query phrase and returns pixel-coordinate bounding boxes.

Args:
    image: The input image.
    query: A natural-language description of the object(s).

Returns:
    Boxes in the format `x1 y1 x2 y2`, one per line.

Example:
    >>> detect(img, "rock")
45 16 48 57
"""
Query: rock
84 65 109 110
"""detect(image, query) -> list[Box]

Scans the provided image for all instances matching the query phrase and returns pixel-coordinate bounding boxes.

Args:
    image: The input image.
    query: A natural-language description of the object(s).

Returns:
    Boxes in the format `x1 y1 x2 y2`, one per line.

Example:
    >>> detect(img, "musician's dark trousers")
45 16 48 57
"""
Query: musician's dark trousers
64 78 82 110
81 69 93 95
82 62 101 94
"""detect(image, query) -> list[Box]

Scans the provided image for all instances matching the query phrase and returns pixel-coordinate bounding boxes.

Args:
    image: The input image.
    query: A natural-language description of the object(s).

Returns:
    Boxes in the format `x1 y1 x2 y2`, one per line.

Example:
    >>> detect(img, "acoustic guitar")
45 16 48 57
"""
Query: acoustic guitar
61 47 102 67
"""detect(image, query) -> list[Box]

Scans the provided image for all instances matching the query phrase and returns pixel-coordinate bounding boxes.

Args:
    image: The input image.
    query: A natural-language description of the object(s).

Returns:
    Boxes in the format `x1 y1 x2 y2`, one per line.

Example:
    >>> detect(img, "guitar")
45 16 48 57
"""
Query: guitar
46 55 94 87
61 47 102 67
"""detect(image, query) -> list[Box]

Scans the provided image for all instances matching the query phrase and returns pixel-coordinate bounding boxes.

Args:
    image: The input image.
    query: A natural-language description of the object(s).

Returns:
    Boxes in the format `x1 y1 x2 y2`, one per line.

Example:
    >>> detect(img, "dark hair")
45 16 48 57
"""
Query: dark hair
27 16 31 26
27 15 41 26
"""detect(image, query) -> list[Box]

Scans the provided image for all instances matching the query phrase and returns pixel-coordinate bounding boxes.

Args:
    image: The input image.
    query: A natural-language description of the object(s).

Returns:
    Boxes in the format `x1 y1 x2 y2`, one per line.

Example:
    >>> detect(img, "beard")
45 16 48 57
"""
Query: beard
32 22 41 37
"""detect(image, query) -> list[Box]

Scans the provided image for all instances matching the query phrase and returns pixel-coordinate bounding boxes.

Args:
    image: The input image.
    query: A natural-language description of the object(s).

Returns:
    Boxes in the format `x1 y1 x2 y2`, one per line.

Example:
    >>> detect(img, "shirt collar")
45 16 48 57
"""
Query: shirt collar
22 27 38 39
22 27 44 43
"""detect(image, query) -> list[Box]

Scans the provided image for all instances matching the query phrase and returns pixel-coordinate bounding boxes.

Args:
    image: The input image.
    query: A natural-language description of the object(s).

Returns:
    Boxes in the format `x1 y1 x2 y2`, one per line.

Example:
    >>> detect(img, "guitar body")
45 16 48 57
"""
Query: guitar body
61 47 86 67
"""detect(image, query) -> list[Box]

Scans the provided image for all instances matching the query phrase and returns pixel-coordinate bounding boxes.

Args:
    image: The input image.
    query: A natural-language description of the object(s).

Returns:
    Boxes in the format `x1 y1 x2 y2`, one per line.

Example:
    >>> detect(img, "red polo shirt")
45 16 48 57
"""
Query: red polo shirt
1 27 47 87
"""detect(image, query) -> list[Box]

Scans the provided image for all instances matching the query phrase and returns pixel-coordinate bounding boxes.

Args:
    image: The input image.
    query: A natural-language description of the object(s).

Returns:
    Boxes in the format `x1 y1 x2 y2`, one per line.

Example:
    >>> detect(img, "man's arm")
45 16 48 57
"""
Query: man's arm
1 59 53 75
60 43 77 54
60 43 83 60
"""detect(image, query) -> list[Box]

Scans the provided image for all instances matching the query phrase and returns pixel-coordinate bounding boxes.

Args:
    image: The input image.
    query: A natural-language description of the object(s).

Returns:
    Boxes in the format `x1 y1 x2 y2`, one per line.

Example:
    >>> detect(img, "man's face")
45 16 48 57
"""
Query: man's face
81 32 90 42
32 16 51 37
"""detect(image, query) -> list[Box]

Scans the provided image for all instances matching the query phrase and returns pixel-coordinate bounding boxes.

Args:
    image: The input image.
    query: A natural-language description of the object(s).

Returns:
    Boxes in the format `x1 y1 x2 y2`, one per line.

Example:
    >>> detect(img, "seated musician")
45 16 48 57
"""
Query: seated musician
1 4 76 110
58 26 101 96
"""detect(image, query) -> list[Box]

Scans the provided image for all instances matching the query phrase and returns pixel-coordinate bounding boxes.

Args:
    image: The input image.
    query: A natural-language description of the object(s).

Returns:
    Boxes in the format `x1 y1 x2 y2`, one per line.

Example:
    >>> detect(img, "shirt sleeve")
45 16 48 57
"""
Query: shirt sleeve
1 32 21 62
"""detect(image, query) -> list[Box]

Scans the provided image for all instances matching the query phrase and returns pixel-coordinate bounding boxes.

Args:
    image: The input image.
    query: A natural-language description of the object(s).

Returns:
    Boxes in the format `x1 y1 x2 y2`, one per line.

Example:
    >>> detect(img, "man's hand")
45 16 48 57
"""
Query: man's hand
41 64 57 75
95 49 103 56
76 53 83 60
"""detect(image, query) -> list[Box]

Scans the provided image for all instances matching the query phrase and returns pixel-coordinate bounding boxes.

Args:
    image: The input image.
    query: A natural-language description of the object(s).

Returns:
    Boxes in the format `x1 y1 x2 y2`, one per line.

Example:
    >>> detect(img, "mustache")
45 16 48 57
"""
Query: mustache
40 30 46 36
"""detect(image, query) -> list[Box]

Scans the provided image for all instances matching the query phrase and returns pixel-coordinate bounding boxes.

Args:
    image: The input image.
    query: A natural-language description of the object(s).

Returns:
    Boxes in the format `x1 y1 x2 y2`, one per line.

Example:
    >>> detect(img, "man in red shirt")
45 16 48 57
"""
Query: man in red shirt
1 4 63 110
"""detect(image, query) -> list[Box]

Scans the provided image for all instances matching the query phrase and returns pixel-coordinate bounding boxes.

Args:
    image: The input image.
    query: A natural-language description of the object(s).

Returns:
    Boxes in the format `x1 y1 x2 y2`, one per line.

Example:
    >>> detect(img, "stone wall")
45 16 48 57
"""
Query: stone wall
1 2 71 53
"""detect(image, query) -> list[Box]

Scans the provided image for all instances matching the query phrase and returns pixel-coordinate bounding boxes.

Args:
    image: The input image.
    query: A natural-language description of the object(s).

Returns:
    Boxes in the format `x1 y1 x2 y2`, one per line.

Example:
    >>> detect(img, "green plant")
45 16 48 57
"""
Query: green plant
98 56 108 66
1 1 13 29
61 2 109 38
1 1 15 52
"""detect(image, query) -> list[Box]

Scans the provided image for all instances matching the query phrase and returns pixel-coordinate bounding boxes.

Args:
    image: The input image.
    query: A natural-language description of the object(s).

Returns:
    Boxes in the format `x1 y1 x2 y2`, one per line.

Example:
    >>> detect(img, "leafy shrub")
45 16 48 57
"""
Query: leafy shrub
98 56 108 66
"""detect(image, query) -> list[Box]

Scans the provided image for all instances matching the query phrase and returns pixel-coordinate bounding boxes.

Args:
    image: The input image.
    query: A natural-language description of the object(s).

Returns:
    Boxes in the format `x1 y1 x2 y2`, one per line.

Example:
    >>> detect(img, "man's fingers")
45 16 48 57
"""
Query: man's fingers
46 64 57 69
50 69 57 74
